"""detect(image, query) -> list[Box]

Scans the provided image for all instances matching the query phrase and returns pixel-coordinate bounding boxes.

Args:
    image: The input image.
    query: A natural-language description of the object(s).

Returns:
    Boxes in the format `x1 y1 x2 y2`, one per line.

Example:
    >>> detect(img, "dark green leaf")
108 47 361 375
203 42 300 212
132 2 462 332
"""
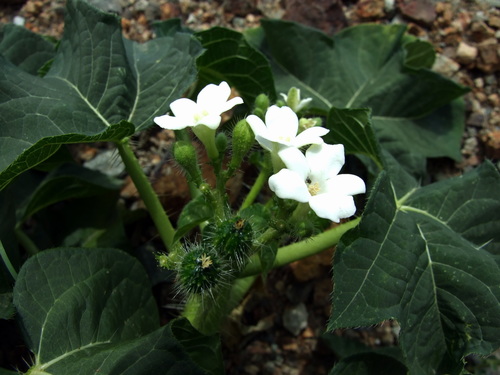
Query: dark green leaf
174 194 213 243
331 352 408 375
13 247 208 374
403 37 436 69
0 291 14 320
326 107 384 170
19 163 122 221
0 0 203 190
171 318 224 375
329 162 500 374
195 27 276 103
0 24 56 75
252 20 468 160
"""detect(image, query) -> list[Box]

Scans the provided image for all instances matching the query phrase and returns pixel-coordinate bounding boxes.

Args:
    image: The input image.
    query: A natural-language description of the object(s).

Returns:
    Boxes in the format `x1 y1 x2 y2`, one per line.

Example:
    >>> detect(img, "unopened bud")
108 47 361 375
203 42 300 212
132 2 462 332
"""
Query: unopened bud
173 140 203 185
229 119 255 172
254 93 270 116
215 132 228 154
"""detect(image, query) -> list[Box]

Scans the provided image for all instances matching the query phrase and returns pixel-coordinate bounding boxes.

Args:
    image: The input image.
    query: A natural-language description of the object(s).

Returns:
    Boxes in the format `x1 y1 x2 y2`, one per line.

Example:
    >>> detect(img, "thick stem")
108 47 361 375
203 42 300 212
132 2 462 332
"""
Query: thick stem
239 218 360 277
116 139 175 251
0 240 18 280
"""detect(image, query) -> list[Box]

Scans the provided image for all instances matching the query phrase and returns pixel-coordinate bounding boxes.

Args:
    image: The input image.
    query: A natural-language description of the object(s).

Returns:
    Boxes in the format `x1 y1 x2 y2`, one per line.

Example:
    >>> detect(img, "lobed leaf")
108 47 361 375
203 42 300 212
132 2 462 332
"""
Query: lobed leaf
13 247 215 374
249 20 468 162
329 162 500 374
0 0 203 190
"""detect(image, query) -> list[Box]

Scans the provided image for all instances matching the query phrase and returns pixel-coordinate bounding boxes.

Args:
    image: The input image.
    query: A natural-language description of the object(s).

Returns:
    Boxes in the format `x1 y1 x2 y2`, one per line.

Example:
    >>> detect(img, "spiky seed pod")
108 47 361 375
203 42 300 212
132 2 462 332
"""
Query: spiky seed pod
212 217 253 270
177 244 224 296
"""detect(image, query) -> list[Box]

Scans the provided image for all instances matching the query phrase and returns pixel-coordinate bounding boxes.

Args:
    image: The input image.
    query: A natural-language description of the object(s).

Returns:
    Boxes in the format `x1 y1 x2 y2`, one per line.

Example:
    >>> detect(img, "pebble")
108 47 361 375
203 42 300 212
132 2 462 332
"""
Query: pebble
283 303 308 336
456 41 478 64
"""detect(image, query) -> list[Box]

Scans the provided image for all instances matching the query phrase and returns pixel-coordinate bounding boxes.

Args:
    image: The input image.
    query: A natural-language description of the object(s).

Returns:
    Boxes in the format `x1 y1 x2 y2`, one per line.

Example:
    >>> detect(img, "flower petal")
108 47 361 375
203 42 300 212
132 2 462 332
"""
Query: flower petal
169 98 198 120
154 114 189 130
197 82 230 109
265 106 298 142
220 96 243 113
277 147 309 180
268 169 310 203
325 174 366 196
198 114 222 129
309 194 357 223
306 143 345 181
293 126 329 148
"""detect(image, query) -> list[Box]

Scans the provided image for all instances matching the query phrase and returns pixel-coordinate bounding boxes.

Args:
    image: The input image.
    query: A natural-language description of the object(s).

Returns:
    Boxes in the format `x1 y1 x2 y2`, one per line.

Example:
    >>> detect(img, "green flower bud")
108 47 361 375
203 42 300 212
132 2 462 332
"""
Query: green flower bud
298 117 323 133
212 217 253 269
229 119 255 172
173 140 203 185
254 93 270 116
215 132 228 154
177 244 225 295
280 87 312 113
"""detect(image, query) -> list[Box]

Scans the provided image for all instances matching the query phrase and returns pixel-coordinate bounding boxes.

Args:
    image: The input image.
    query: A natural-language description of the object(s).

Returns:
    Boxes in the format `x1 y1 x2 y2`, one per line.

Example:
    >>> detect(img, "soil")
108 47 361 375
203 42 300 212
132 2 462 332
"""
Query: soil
1 0 499 374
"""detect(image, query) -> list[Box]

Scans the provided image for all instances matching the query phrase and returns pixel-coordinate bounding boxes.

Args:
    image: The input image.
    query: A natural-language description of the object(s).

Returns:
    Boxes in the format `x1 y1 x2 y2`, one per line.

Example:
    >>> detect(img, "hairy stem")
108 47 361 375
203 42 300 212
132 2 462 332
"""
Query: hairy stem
239 218 361 277
239 167 270 211
116 138 175 251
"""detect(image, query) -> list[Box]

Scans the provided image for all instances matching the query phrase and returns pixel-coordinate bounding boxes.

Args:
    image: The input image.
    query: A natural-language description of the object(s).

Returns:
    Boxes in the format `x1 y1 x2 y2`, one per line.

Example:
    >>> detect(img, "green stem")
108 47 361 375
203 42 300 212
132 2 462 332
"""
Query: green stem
182 275 257 335
14 225 39 256
239 167 270 211
239 218 361 277
116 139 175 251
0 240 18 280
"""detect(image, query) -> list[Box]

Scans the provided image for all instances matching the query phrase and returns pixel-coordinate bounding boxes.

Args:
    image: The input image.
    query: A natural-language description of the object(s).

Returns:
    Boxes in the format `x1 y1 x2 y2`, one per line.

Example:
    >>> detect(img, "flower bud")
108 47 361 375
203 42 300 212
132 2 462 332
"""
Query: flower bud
212 217 253 269
215 132 228 154
254 93 270 116
298 117 323 133
280 87 312 113
173 140 203 185
229 119 255 172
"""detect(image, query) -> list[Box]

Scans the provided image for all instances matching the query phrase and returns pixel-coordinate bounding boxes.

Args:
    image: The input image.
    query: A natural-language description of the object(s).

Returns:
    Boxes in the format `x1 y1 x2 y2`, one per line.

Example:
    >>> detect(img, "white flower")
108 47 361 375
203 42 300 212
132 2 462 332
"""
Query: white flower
268 144 366 222
246 105 328 153
280 87 312 113
154 81 243 130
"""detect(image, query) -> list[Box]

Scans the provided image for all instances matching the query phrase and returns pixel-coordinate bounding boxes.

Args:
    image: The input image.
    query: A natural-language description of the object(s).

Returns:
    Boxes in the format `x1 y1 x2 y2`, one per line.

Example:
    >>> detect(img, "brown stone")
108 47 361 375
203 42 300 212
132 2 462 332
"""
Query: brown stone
456 41 478 64
469 21 496 43
482 130 500 160
283 0 347 35
160 3 181 19
355 0 385 19
397 0 436 24
477 39 500 73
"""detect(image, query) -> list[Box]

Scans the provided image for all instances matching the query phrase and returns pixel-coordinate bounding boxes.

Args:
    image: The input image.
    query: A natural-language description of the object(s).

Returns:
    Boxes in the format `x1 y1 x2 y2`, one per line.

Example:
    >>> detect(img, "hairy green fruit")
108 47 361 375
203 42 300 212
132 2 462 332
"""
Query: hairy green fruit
178 245 223 296
212 217 253 269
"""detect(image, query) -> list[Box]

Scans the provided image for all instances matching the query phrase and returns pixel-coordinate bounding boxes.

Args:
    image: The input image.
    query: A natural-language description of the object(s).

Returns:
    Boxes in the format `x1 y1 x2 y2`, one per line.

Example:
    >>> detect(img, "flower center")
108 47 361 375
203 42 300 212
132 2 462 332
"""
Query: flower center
198 253 213 269
307 181 321 196
194 110 209 123
278 135 291 143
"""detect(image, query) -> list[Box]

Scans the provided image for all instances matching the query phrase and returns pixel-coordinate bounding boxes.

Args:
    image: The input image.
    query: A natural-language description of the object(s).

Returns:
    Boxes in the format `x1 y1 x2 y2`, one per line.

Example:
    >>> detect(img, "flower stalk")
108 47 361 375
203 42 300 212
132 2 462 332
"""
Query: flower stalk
116 138 175 251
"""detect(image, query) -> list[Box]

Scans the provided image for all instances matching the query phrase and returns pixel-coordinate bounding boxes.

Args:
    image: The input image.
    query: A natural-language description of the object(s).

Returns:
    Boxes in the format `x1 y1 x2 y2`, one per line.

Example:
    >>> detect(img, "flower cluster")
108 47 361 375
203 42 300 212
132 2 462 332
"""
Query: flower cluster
154 82 365 223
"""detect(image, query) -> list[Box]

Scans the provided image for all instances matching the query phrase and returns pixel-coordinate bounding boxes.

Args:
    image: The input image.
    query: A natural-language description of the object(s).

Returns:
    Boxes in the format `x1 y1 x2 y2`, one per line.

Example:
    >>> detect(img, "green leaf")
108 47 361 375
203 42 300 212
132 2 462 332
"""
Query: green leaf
252 20 468 160
0 24 56 75
18 163 122 221
0 0 203 190
329 162 500 374
331 352 408 375
326 107 384 170
403 38 436 69
195 27 277 103
0 291 14 320
13 247 210 374
174 194 213 243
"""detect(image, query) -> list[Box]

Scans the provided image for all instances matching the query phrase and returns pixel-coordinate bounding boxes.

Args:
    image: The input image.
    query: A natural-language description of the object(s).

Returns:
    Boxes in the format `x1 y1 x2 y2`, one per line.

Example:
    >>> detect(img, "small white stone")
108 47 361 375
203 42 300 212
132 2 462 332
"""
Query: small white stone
456 42 478 64
13 16 25 26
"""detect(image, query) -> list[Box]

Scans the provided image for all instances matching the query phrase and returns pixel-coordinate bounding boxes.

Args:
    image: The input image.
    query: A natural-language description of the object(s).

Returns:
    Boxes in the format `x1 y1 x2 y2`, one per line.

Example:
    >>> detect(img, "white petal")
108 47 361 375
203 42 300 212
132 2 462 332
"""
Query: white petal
268 169 310 203
293 126 329 148
197 82 230 109
169 98 198 120
254 135 274 152
220 96 243 113
277 147 309 180
324 174 366 196
309 194 357 223
265 106 298 141
306 143 345 181
246 115 268 138
154 114 189 130
296 98 313 112
198 114 222 129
